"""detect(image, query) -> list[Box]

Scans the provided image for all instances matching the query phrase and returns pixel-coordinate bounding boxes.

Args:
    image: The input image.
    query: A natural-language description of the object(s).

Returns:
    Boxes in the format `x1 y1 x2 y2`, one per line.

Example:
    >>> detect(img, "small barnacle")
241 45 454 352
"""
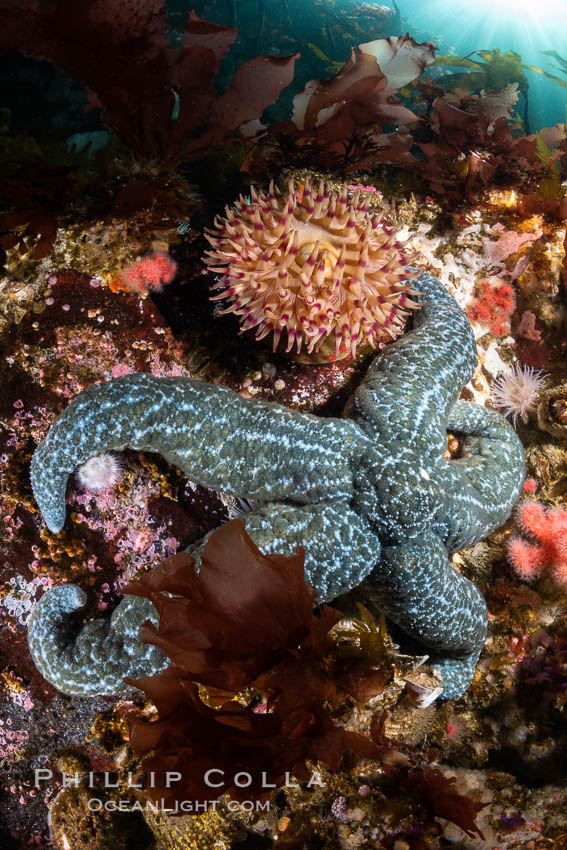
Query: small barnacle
537 382 567 438
331 604 391 664
551 398 567 424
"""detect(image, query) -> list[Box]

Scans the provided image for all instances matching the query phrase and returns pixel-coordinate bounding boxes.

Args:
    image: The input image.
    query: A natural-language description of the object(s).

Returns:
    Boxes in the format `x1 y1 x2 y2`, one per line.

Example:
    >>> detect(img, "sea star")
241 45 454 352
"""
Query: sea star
28 273 524 698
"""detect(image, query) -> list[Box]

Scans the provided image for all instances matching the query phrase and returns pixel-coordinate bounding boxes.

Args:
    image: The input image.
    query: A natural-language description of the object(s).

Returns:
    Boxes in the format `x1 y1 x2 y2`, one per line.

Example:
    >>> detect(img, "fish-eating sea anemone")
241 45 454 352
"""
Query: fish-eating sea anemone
203 178 420 360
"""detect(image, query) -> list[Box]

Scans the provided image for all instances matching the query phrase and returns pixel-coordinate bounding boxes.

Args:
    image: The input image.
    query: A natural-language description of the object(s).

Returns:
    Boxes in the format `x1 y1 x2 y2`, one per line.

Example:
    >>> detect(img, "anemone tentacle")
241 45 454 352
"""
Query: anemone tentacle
203 177 420 359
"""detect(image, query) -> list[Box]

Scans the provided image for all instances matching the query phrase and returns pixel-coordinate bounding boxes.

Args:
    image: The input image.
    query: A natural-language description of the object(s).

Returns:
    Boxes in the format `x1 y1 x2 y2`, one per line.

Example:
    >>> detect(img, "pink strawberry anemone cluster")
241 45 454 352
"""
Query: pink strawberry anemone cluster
203 178 420 361
507 501 567 587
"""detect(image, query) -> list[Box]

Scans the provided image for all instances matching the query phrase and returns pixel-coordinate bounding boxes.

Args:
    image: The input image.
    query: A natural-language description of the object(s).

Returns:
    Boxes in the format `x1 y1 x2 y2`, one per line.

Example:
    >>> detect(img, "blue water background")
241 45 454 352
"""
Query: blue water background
396 0 567 130
2 0 566 152
184 0 567 134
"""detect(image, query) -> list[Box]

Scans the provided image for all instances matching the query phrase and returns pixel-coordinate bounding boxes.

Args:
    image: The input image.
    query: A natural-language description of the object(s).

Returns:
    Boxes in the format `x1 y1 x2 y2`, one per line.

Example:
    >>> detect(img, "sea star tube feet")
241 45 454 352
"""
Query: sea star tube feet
28 273 525 699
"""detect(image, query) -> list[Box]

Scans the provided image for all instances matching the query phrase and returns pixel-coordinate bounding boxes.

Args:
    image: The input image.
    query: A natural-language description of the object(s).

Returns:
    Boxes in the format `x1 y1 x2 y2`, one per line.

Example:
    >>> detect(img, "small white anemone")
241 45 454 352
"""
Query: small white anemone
76 452 123 492
491 364 547 427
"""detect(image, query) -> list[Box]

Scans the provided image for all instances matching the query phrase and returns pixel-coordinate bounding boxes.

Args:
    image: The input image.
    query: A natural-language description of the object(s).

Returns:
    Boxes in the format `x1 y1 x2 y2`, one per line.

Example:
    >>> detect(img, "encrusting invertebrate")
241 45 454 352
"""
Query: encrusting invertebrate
28 273 525 699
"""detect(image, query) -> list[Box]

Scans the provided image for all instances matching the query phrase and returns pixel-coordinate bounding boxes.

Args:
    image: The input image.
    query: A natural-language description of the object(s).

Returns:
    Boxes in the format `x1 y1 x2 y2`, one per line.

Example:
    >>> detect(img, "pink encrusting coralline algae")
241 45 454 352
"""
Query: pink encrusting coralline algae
345 184 383 196
482 223 541 270
506 501 567 587
516 310 542 342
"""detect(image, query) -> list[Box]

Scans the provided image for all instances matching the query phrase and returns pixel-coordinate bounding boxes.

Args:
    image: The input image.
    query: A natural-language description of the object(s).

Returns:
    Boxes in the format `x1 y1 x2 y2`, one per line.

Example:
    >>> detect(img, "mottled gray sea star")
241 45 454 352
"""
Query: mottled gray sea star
28 273 524 699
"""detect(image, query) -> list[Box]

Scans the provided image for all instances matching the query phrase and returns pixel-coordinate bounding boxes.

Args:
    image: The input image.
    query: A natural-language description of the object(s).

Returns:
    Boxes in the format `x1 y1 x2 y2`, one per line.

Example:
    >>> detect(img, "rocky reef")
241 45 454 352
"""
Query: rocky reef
1 3 567 847
1 185 567 847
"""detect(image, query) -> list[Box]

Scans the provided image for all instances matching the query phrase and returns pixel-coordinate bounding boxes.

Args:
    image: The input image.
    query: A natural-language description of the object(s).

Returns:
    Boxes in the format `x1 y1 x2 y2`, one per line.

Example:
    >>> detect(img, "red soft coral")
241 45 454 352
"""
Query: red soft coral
467 280 516 337
506 537 545 582
506 501 567 587
116 254 177 294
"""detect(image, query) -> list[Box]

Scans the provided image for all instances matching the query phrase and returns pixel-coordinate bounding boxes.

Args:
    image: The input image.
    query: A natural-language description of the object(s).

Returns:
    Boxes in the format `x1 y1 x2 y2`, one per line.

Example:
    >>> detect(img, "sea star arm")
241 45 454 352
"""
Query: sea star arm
442 401 525 549
27 504 381 695
365 531 488 698
350 272 477 458
26 269 525 702
27 585 168 696
187 501 382 601
31 372 362 533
